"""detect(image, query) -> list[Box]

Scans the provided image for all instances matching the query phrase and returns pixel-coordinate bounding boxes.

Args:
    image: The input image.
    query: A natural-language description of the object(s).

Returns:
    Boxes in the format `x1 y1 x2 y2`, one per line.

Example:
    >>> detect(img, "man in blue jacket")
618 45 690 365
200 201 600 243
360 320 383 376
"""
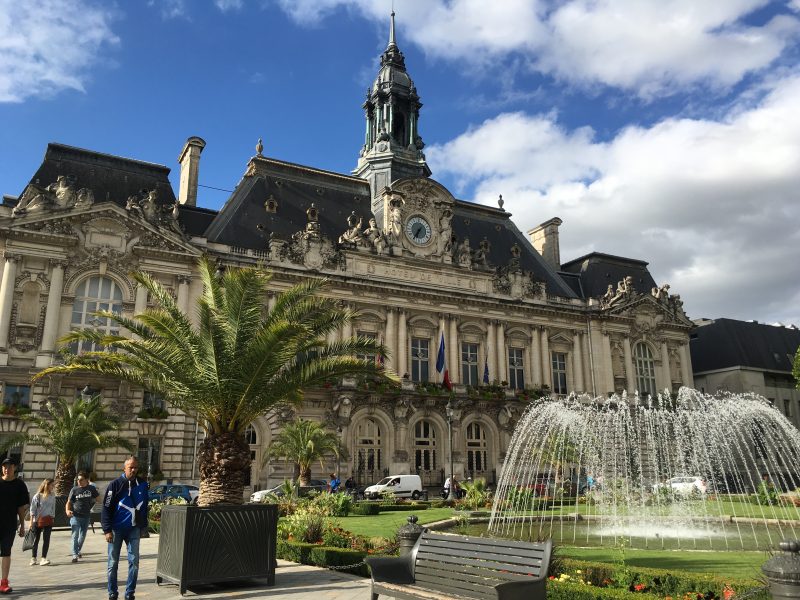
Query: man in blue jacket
101 457 149 600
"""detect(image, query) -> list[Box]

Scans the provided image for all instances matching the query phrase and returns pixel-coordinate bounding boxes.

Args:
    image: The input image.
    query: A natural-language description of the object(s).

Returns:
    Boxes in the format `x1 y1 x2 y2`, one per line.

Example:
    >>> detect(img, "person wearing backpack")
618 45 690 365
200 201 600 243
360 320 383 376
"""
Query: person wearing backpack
29 479 56 566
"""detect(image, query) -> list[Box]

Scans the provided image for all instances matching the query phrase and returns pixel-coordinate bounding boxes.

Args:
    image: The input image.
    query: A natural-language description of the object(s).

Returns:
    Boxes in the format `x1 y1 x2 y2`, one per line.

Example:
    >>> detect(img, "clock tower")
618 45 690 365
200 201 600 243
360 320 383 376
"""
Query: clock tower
353 11 431 228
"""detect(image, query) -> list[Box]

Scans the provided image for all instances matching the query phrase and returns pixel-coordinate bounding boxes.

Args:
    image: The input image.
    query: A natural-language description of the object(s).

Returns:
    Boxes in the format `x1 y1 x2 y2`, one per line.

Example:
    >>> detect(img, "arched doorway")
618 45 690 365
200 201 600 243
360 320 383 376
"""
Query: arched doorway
354 418 384 486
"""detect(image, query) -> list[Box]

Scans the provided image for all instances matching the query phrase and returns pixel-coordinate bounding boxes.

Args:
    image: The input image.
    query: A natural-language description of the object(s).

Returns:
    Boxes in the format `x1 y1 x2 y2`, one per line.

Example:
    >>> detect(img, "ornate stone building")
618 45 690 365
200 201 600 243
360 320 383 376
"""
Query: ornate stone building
0 15 693 492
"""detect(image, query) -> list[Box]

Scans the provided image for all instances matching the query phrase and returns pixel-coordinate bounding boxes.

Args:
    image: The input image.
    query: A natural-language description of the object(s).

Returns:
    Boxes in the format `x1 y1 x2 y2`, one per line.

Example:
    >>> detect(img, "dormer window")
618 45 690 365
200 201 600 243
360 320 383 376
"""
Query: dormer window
264 195 278 213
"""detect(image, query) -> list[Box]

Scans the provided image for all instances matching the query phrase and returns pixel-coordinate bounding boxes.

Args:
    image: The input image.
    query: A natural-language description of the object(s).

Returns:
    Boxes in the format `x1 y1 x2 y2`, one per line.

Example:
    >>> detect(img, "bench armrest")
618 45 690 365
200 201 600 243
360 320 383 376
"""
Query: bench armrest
365 555 415 585
494 577 547 600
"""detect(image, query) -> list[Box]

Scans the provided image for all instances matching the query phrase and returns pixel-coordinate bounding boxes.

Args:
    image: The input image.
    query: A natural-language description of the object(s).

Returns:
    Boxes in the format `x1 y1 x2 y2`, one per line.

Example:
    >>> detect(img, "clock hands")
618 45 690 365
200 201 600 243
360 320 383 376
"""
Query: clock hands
413 224 424 238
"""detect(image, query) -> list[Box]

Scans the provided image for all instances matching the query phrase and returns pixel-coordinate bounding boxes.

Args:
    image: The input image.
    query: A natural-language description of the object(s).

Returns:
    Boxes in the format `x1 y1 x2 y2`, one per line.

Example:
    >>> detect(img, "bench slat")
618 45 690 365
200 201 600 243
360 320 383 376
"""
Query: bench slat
418 546 544 572
416 554 542 577
417 543 544 565
422 532 550 552
416 563 529 585
413 575 497 600
420 540 544 560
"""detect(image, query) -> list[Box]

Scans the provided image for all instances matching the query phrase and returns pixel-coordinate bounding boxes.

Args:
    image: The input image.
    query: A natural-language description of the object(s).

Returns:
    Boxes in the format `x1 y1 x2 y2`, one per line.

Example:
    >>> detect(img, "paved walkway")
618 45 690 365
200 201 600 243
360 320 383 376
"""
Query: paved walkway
6 528 372 599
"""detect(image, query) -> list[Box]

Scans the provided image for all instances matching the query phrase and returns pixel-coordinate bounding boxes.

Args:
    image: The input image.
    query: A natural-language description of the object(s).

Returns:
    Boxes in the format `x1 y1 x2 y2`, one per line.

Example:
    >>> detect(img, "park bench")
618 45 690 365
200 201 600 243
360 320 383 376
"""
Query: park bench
365 530 552 600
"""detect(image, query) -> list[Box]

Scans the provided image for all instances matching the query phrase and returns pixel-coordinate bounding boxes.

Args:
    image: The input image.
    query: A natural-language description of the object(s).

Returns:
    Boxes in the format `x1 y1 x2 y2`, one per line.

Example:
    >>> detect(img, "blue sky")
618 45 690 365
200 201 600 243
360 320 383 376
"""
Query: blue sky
2 0 800 326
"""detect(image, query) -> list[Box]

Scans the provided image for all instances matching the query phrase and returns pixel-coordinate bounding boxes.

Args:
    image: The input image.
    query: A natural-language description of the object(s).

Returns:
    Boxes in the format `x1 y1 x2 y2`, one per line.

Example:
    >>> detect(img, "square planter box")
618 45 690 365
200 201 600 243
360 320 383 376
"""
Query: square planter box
156 503 277 595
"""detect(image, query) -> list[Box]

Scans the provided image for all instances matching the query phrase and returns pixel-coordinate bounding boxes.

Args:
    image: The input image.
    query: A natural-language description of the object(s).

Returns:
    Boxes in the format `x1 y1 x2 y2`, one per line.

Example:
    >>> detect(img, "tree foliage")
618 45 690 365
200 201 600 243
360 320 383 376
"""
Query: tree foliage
264 419 344 486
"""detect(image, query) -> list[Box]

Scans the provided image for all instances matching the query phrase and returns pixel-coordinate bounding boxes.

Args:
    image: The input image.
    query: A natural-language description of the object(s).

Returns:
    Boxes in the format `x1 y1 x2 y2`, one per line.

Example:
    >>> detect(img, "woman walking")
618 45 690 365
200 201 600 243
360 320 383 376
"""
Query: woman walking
29 479 56 566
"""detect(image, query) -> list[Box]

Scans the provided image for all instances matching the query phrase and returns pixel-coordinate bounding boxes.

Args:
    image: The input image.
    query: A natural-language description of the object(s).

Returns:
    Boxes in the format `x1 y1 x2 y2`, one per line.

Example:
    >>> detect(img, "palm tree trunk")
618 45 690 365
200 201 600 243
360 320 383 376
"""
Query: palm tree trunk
55 460 76 497
299 466 312 487
197 431 251 506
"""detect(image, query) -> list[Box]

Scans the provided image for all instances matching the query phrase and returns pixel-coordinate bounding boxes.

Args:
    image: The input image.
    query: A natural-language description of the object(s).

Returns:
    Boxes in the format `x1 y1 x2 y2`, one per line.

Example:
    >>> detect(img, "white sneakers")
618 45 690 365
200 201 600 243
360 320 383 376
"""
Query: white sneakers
39 558 51 566
29 558 37 566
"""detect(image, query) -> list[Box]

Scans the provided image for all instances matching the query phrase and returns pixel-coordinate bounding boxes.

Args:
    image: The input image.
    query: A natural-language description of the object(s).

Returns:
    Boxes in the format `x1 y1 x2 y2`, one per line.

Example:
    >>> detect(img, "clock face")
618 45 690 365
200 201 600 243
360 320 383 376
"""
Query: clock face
405 215 433 245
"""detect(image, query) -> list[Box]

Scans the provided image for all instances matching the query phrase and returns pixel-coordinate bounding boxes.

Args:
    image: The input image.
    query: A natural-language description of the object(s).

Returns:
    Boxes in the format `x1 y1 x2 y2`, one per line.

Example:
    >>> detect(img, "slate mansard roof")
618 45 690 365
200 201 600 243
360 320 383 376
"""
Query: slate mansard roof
690 318 800 374
561 252 658 300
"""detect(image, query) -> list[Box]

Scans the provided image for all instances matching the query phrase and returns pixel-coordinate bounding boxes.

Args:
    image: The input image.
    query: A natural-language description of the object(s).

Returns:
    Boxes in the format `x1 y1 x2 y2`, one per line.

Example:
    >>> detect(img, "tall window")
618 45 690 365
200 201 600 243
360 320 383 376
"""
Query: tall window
70 276 123 354
508 348 525 390
244 425 258 487
411 338 430 382
461 343 479 385
355 419 382 481
137 437 162 476
466 422 488 475
634 343 657 397
413 420 437 471
76 450 94 473
0 434 22 466
3 384 30 407
551 352 568 395
356 331 377 363
143 391 166 411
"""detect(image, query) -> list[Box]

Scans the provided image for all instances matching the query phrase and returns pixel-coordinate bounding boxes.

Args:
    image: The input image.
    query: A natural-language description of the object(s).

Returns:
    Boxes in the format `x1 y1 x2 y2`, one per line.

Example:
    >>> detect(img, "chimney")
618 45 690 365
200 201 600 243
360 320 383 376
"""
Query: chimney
177 136 206 207
528 217 563 270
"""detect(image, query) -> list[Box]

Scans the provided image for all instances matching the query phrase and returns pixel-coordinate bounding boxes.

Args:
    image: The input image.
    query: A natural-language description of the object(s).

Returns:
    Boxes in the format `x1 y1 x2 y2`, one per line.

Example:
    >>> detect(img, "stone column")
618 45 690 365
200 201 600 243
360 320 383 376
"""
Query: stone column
397 310 408 377
0 253 19 364
176 275 190 314
530 327 542 386
572 332 585 392
134 282 148 315
342 303 353 341
602 332 614 395
540 327 550 390
660 341 671 393
385 308 397 372
448 316 459 383
680 343 693 387
486 321 496 383
496 321 506 384
623 337 635 394
36 259 67 368
267 292 277 314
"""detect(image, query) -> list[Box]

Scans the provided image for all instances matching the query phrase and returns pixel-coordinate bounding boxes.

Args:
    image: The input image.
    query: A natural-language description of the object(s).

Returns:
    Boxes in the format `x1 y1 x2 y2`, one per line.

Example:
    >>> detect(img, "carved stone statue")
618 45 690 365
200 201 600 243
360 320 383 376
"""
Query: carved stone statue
388 198 403 243
601 275 636 309
49 176 77 209
438 207 453 255
11 175 94 217
363 217 386 254
338 212 364 247
457 238 473 268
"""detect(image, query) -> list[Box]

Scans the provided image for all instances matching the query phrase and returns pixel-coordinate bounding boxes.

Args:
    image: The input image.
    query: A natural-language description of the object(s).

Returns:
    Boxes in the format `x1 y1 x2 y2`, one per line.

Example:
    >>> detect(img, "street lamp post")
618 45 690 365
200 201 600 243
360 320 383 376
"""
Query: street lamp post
446 400 455 501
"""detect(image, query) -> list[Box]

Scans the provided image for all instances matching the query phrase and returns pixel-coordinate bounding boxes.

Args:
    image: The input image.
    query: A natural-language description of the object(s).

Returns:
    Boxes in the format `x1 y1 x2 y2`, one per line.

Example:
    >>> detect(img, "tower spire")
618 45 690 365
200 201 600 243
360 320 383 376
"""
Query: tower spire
388 10 396 49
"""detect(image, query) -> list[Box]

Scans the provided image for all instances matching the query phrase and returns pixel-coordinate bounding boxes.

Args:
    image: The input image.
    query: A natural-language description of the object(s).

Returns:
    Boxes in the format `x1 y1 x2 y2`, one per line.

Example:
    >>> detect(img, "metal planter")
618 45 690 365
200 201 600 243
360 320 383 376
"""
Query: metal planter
156 503 277 595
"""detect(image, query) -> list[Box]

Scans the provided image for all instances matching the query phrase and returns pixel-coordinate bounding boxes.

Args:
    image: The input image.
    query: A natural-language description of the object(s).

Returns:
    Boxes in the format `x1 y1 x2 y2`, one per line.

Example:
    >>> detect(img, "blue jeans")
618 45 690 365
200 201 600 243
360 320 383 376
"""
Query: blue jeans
107 528 140 599
69 516 90 557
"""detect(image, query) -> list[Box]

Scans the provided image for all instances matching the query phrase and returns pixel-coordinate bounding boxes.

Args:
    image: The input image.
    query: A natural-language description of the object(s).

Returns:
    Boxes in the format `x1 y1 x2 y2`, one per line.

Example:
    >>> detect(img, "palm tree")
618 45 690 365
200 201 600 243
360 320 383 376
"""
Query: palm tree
33 257 389 505
0 395 133 496
264 419 343 486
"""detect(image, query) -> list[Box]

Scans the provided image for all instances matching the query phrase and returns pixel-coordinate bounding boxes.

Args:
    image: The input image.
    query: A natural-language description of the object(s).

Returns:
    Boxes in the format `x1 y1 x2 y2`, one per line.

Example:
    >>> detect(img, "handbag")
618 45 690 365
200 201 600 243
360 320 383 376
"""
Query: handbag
37 515 54 527
22 525 36 552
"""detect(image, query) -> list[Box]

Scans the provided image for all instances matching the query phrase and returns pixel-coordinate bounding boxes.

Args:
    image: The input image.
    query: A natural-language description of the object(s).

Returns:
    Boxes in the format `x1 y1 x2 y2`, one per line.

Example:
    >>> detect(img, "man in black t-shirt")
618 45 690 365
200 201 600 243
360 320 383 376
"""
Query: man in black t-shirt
0 457 30 594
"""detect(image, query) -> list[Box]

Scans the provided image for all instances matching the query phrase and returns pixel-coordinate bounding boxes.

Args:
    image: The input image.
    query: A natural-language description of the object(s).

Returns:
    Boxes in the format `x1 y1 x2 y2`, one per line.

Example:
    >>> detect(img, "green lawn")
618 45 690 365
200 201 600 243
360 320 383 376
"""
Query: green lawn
558 546 768 579
533 499 800 520
330 507 455 538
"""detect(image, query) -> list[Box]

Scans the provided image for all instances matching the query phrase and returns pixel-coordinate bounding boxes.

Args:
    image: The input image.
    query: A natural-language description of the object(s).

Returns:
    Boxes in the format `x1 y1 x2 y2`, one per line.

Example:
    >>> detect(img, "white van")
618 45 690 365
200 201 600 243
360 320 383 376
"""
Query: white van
364 474 424 500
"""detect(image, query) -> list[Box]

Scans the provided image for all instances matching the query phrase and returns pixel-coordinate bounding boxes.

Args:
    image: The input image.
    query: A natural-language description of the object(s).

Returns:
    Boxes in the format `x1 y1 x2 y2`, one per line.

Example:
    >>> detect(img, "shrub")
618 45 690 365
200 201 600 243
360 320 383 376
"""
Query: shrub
351 502 381 515
458 478 492 510
755 481 779 506
282 504 327 543
378 503 429 512
310 491 353 517
548 580 661 599
276 539 370 576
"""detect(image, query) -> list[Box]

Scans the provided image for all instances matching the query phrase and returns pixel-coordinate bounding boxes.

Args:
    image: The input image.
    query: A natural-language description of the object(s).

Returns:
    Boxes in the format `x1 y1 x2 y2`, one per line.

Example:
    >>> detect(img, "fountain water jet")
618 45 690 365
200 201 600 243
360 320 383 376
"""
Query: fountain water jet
489 387 800 550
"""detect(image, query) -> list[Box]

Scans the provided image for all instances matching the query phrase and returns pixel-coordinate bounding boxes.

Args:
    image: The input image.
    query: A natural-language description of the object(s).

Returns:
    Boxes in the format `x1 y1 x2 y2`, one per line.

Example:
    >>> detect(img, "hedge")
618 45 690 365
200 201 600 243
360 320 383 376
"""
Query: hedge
558 558 768 599
277 539 370 576
379 504 429 512
548 580 661 599
351 503 381 515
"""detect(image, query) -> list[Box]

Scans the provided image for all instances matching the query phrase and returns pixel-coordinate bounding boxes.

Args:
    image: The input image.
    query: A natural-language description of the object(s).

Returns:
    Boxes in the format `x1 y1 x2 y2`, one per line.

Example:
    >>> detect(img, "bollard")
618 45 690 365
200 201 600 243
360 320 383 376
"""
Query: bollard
397 515 424 556
762 540 800 599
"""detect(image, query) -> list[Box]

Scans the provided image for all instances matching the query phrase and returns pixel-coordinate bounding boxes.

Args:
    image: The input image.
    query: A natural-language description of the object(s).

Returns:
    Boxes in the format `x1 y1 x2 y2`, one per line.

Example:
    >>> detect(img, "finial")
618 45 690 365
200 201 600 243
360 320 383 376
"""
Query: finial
498 194 504 210
256 138 264 156
388 10 396 48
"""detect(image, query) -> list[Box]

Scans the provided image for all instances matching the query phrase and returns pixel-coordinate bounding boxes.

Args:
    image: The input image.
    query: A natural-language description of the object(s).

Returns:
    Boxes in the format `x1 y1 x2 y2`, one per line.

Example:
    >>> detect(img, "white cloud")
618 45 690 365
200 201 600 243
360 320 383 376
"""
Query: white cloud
275 0 800 98
427 74 800 325
0 0 119 103
214 0 243 11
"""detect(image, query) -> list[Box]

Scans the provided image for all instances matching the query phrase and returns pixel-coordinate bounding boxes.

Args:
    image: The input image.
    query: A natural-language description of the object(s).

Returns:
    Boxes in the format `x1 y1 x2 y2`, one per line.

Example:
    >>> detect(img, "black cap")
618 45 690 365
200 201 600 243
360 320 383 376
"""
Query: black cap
1 457 17 466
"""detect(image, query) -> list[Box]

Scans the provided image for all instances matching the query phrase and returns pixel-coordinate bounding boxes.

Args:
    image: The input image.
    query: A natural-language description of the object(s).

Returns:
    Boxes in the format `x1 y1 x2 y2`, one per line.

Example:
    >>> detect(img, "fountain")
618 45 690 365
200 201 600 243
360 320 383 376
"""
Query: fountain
488 388 800 550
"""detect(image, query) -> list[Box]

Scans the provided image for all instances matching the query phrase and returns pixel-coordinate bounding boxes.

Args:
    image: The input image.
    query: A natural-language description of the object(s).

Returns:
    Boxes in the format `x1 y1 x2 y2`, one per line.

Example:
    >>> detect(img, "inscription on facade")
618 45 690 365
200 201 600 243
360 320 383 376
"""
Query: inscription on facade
357 261 489 292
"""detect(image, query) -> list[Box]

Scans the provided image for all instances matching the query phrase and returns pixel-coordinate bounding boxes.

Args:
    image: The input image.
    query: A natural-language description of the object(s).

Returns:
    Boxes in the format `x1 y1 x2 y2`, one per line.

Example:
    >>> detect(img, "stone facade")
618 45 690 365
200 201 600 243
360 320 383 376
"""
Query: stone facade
0 16 694 494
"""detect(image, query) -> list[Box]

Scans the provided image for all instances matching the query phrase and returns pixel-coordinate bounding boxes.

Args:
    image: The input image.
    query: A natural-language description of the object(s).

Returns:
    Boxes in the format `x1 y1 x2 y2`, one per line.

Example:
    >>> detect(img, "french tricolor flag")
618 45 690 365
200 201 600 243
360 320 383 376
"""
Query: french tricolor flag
436 331 451 390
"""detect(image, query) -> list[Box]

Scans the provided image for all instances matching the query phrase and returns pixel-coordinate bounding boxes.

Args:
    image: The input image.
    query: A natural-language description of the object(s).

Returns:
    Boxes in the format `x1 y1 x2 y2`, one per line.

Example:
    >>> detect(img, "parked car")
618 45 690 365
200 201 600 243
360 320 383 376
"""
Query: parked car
149 484 199 502
249 479 329 503
364 474 424 500
652 476 708 495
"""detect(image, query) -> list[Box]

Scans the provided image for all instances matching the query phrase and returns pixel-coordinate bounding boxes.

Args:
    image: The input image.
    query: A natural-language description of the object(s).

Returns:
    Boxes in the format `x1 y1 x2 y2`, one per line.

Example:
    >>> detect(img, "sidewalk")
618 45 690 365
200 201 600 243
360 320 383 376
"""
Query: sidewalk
7 528 372 599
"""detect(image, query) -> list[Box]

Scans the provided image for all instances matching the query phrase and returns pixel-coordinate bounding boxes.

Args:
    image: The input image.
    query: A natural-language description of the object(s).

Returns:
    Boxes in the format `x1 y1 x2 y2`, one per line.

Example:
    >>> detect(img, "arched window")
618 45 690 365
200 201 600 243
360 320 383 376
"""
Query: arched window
354 418 382 485
413 420 437 473
465 422 488 477
634 342 657 398
70 276 124 353
244 425 257 445
244 424 258 487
